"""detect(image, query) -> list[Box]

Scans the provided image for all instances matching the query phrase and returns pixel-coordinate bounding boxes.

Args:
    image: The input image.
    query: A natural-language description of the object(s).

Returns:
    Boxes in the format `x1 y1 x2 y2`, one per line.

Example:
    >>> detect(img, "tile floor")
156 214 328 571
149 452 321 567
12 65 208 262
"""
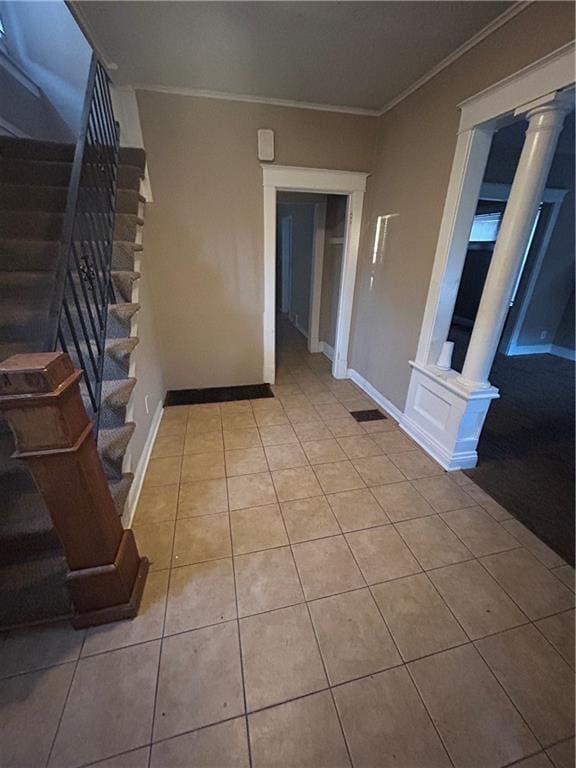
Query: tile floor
1 322 574 768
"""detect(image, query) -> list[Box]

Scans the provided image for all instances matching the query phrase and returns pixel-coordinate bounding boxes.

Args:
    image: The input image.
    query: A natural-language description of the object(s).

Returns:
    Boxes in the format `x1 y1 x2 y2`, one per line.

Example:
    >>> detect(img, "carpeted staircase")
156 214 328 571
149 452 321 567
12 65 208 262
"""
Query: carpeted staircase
0 136 146 628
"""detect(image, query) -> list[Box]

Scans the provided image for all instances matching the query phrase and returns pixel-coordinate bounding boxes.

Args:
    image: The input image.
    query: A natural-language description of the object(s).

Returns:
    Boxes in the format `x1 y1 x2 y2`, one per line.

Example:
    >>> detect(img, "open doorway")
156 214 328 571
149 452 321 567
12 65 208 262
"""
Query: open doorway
447 111 575 563
276 193 347 368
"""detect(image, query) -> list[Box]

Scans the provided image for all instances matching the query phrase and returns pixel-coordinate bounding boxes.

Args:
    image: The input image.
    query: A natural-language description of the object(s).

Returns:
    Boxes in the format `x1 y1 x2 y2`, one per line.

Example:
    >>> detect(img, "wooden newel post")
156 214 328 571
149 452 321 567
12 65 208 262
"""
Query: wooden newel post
0 352 149 629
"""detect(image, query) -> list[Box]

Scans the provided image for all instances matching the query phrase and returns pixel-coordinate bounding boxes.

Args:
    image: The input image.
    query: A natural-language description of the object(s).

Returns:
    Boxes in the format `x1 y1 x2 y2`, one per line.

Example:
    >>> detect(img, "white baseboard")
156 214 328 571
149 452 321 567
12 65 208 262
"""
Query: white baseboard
320 341 335 361
124 400 163 528
346 368 402 423
294 318 309 339
550 344 576 361
400 412 477 471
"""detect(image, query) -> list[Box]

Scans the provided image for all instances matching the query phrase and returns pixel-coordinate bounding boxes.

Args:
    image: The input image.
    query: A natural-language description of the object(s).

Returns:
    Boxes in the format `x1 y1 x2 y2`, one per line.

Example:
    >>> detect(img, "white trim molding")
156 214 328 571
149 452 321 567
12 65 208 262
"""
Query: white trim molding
261 165 368 383
403 42 575 471
308 199 327 354
347 368 403 424
124 400 163 528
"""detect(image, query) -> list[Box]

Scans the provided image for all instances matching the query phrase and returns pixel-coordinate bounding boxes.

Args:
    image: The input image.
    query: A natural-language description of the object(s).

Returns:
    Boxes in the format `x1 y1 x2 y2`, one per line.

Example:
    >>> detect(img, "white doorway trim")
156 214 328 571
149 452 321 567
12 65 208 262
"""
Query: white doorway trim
401 41 575 470
262 165 368 382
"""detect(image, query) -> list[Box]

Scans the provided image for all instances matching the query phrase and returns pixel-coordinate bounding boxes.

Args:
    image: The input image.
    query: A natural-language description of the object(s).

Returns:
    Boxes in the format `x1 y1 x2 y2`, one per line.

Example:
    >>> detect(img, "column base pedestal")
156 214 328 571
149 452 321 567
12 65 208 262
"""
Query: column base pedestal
400 361 499 471
71 556 149 629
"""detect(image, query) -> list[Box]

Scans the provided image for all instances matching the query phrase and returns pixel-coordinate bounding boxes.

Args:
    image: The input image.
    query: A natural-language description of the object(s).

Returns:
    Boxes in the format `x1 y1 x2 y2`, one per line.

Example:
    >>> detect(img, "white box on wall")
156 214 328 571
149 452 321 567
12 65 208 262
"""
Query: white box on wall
258 129 275 161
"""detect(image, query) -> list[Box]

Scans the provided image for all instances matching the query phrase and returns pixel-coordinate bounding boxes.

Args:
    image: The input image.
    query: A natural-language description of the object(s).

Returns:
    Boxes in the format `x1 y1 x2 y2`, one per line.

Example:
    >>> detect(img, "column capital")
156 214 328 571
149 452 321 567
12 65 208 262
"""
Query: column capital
516 90 574 123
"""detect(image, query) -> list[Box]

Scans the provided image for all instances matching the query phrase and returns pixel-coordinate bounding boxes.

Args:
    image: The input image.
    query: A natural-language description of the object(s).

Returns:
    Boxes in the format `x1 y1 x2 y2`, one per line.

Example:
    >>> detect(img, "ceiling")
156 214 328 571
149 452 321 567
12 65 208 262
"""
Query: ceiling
75 1 515 113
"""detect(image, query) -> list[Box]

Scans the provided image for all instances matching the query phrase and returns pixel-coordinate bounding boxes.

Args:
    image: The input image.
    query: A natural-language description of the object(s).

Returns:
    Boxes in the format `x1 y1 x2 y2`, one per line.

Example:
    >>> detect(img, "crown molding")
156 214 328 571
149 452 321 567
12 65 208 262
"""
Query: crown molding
376 1 534 117
132 83 380 117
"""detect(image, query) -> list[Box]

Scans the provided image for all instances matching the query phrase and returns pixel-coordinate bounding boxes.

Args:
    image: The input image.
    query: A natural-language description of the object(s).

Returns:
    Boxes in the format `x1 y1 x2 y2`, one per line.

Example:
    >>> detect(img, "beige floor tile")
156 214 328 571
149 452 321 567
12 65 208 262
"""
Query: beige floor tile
172 513 231 567
370 429 415 453
273 382 303 397
309 588 400 684
50 643 160 768
234 546 304 616
410 644 538 768
547 738 575 768
134 521 174 572
143 456 182 487
315 402 350 421
334 666 451 768
221 412 256 430
154 622 244 740
501 519 566 568
411 475 476 512
327 488 389 531
227 471 277 510
88 746 151 768
372 573 467 661
249 690 350 768
254 410 290 427
325 417 365 437
370 480 435 522
156 420 186 440
272 466 323 501
134 484 179 526
481 549 574 620
307 390 340 405
82 571 169 656
164 559 236 635
395 515 473 570
301 438 347 465
2 663 74 768
230 503 288 554
336 435 383 459
264 442 308 470
225 446 268 476
177 478 228 518
346 525 421 585
292 420 333 440
184 430 223 455
163 406 189 422
150 432 185 458
535 609 575 668
313 460 365 493
293 535 364 599
552 565 576 592
441 506 520 557
476 624 574 747
388 449 443 480
280 496 340 542
223 427 262 450
221 401 251 412
186 414 222 436
0 621 83 679
181 451 225 482
509 755 555 768
286 406 319 424
258 424 298 446
429 560 528 639
352 455 405 486
240 604 327 710
361 418 398 434
459 484 513 522
151 718 249 768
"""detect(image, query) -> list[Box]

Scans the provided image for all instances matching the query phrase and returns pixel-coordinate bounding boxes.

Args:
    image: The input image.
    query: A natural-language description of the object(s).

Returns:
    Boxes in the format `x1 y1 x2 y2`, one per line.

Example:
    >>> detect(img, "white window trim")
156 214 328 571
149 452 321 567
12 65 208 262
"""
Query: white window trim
262 165 368 382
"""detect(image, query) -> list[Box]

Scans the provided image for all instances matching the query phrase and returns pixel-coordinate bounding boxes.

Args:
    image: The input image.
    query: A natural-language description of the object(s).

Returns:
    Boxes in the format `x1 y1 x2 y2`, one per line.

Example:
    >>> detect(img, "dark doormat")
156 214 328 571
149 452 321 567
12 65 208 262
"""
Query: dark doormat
351 409 387 422
165 383 274 407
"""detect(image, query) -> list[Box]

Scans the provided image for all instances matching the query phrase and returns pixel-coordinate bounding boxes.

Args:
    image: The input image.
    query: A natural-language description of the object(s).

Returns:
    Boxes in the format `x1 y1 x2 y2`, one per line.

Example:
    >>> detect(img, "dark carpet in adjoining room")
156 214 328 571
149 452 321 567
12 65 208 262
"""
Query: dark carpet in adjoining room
450 329 575 565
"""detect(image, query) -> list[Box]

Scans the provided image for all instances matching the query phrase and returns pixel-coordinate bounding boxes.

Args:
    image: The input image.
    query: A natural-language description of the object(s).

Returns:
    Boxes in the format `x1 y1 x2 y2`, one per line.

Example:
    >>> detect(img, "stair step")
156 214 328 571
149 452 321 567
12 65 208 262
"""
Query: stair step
112 241 141 271
0 489 61 566
112 270 140 302
0 137 75 163
108 302 140 338
96 378 137 430
0 553 71 629
118 164 142 192
119 147 146 174
0 339 47 364
110 472 134 516
0 238 61 271
0 158 72 187
116 189 140 215
0 270 56 303
0 210 64 240
99 422 135 477
0 185 68 212
114 213 139 242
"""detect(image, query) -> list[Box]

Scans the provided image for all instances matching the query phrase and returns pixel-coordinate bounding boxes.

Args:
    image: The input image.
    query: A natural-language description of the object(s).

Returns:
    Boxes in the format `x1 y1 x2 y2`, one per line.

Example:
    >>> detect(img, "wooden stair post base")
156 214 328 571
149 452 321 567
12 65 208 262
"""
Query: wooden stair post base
0 352 148 628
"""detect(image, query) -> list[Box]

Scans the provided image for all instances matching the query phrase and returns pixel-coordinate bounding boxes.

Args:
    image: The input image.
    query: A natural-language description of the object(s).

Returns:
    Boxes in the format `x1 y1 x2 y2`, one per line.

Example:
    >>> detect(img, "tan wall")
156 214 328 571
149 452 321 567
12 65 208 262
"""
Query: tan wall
137 92 377 389
349 2 575 411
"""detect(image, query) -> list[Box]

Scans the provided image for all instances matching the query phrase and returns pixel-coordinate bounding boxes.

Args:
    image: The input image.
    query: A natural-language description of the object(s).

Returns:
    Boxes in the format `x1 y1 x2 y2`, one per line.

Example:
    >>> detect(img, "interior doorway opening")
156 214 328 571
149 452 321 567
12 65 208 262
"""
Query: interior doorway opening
275 193 347 366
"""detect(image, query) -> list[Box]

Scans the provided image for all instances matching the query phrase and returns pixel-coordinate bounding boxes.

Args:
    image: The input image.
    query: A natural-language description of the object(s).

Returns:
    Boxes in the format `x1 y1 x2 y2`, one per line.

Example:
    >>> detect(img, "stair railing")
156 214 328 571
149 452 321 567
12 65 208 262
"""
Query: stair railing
49 53 119 434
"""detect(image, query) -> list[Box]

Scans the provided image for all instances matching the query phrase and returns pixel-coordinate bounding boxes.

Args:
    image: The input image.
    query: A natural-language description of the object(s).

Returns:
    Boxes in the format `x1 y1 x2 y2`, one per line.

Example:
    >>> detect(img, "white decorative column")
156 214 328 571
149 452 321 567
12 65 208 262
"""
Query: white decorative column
459 98 570 388
401 91 572 471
